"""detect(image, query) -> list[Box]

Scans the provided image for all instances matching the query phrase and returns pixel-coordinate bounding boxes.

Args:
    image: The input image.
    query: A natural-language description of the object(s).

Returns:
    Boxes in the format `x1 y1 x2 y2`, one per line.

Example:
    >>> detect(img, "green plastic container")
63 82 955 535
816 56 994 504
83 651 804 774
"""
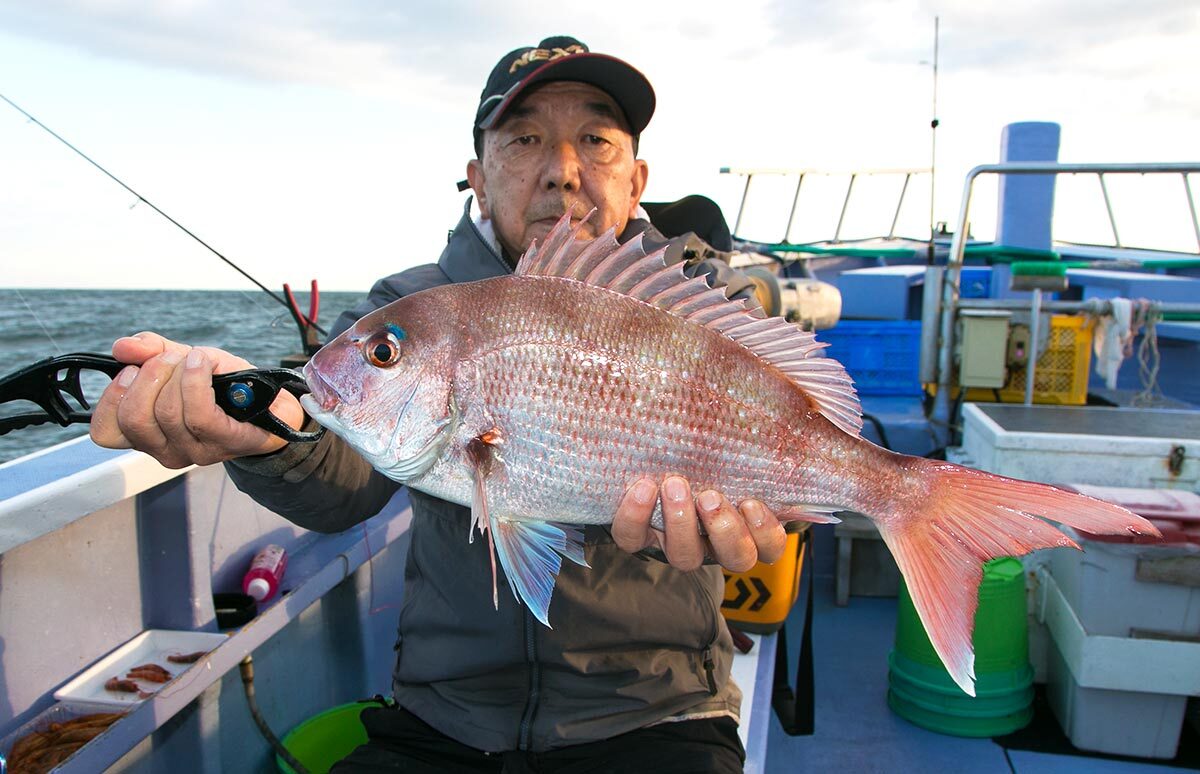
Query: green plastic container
887 557 1034 737
276 701 372 774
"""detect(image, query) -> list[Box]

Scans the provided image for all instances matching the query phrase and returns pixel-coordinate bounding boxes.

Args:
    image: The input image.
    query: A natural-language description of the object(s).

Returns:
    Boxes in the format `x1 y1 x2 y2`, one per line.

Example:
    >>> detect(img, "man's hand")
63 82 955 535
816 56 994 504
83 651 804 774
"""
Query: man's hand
90 332 306 468
611 475 787 572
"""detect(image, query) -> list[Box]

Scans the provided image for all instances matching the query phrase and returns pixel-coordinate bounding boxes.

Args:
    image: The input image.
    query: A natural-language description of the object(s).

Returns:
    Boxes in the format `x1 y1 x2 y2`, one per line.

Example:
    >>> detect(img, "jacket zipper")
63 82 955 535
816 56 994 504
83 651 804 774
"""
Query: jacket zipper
518 609 540 750
690 571 721 696
702 648 718 695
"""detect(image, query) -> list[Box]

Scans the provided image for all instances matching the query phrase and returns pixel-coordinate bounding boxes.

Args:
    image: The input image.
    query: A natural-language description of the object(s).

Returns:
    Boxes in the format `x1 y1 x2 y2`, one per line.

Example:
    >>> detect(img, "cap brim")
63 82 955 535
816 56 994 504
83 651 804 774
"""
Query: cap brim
477 53 655 135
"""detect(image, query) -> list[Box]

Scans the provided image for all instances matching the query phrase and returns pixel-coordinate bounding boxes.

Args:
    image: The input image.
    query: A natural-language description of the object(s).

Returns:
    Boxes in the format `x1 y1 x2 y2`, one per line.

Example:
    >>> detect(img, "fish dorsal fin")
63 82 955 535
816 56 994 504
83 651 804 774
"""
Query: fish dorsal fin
515 213 863 437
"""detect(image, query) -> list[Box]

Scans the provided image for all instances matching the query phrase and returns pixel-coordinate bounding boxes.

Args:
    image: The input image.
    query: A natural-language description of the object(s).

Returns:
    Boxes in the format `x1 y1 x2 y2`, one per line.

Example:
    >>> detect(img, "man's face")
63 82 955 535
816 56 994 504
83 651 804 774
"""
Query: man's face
467 81 650 258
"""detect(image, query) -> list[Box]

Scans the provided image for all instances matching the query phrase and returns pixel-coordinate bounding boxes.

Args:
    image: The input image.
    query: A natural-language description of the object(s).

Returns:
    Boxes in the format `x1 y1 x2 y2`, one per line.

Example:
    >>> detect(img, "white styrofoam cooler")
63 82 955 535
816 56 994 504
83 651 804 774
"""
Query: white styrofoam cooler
959 403 1200 490
1049 527 1200 639
1037 568 1200 758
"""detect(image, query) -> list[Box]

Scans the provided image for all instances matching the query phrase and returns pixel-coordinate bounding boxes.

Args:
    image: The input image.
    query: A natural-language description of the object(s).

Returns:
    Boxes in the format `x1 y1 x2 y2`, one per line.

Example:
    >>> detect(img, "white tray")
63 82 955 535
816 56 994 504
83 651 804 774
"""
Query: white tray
54 629 228 712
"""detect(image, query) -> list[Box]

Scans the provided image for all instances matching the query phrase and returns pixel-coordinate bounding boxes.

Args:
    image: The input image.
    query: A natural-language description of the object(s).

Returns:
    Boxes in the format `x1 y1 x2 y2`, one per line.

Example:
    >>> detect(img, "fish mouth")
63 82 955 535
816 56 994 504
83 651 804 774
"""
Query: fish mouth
303 365 345 412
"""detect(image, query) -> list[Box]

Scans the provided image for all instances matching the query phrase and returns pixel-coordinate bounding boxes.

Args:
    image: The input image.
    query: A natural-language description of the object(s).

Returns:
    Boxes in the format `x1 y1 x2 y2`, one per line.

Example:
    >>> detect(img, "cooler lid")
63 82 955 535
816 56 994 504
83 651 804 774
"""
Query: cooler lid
1060 484 1200 545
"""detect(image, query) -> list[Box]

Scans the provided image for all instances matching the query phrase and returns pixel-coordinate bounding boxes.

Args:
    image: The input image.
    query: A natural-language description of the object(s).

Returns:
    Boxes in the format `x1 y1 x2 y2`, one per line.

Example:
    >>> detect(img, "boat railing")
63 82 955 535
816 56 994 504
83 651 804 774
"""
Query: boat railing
719 166 933 244
928 161 1200 443
945 162 1200 267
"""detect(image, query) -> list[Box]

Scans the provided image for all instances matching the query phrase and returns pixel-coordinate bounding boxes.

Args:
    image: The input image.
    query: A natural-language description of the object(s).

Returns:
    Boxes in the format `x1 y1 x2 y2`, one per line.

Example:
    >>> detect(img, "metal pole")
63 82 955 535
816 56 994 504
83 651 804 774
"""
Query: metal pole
784 174 806 243
890 173 912 240
733 174 753 237
928 16 940 265
1184 172 1200 252
930 167 982 446
833 174 857 244
958 298 1200 315
1025 289 1042 405
1098 173 1121 248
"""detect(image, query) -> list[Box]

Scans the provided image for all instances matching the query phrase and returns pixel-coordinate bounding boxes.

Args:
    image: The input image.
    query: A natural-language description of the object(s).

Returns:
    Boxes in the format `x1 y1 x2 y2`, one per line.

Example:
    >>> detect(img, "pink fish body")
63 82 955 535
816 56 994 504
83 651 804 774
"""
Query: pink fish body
301 214 1158 696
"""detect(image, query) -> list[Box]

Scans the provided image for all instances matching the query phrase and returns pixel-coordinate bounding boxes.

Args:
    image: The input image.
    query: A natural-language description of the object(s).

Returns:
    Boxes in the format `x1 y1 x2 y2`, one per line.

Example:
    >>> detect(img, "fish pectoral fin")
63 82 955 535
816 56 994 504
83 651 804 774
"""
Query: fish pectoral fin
493 519 587 628
777 505 843 525
467 430 503 610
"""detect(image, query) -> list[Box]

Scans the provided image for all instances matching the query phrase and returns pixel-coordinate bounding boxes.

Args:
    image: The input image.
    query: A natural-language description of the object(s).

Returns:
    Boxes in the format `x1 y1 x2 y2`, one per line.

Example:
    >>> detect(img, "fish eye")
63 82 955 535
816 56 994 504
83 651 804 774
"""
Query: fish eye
363 331 403 368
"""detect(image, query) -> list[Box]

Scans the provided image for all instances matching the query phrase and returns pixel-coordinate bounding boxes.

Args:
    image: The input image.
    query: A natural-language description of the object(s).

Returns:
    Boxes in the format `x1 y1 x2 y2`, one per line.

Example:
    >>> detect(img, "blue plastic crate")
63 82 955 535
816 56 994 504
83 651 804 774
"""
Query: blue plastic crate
817 320 923 396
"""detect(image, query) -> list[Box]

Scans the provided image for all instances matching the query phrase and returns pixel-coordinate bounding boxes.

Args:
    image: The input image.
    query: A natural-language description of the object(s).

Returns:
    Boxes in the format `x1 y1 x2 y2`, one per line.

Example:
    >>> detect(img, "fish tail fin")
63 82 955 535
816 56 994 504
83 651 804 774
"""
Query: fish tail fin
867 459 1159 697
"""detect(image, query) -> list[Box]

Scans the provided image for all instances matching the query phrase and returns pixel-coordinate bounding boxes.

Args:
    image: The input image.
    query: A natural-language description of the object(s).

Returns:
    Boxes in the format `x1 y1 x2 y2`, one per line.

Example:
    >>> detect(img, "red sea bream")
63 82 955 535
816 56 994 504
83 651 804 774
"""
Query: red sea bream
300 214 1158 696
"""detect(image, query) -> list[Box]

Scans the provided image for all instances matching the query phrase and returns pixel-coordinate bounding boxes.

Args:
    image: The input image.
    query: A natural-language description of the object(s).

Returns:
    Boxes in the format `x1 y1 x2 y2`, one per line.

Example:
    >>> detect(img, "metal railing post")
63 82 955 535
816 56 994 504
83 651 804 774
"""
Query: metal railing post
1098 172 1121 248
733 173 753 237
784 174 805 243
889 173 912 240
1184 172 1200 253
833 174 857 244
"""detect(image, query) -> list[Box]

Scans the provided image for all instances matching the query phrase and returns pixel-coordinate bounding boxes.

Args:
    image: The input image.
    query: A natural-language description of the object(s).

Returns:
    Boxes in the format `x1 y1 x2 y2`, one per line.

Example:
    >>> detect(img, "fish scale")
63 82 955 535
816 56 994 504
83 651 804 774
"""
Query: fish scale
302 213 1158 697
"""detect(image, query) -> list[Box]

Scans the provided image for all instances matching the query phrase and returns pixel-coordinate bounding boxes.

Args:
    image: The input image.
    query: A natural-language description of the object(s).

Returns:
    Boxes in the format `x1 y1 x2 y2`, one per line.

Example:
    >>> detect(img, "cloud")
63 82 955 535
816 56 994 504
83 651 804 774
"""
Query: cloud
768 0 1199 73
0 1 572 98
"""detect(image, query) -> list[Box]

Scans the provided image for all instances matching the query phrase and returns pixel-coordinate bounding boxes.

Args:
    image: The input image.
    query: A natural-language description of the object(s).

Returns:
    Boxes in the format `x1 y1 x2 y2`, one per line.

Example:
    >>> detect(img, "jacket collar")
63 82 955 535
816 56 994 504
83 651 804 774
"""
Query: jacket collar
437 198 514 283
437 197 668 284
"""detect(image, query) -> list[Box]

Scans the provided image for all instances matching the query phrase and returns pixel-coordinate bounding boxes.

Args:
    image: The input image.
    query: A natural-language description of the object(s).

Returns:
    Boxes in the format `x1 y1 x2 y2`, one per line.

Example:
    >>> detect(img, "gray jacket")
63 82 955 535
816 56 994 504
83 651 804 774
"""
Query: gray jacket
227 200 755 753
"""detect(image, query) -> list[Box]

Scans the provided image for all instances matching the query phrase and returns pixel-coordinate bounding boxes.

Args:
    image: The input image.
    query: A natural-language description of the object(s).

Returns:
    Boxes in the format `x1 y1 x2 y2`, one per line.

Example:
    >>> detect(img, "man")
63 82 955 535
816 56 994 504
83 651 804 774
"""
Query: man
91 36 786 773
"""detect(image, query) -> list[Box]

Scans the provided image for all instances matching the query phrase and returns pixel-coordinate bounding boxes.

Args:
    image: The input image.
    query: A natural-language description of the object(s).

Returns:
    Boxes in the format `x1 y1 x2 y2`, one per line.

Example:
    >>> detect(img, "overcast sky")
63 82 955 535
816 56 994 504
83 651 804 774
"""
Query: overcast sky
1 0 1197 291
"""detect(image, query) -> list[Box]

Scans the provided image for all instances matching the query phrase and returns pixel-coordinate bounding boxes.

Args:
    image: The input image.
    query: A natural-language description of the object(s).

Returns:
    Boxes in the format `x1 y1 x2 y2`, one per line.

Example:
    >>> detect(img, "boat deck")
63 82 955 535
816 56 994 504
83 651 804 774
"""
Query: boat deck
760 524 1199 773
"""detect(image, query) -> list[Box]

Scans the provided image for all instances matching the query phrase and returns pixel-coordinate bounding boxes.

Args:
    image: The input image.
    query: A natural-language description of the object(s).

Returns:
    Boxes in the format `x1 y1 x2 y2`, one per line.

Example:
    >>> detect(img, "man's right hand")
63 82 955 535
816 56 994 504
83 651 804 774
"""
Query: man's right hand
90 332 306 468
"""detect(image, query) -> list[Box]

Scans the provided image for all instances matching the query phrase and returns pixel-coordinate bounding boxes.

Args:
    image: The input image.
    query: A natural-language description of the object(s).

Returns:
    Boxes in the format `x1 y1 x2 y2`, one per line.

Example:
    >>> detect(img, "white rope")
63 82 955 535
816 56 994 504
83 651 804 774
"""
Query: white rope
1132 302 1163 407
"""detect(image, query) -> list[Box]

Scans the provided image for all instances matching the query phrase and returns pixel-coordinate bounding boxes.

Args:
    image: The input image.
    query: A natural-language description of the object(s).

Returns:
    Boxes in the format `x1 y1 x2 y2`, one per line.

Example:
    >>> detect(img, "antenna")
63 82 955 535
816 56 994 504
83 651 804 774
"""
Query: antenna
928 16 940 264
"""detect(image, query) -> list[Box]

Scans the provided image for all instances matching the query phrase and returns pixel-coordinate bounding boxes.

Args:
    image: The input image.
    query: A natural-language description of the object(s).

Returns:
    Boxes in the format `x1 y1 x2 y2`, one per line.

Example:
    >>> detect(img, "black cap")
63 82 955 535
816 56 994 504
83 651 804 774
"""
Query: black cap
474 35 655 147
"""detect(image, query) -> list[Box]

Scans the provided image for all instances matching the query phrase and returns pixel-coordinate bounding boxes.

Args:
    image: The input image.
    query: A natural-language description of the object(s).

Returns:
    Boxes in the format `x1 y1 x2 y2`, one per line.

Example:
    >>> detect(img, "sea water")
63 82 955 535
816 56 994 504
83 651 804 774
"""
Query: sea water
0 287 364 465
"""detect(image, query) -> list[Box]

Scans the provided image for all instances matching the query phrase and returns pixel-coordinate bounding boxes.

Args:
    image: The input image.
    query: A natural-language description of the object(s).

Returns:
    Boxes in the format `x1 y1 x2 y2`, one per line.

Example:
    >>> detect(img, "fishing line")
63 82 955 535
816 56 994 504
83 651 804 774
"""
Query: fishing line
14 288 63 355
0 91 327 337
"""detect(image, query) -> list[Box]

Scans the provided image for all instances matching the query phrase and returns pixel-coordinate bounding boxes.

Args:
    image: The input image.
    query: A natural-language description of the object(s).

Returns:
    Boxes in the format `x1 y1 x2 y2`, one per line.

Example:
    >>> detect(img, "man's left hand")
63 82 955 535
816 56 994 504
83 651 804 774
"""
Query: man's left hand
611 476 787 572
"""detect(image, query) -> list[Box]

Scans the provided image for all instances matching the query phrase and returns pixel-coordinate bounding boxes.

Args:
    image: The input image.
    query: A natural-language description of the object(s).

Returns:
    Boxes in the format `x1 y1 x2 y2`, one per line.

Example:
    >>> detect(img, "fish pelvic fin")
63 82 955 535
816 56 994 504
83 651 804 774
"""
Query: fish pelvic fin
494 519 588 627
465 425 587 625
515 212 863 438
869 459 1160 698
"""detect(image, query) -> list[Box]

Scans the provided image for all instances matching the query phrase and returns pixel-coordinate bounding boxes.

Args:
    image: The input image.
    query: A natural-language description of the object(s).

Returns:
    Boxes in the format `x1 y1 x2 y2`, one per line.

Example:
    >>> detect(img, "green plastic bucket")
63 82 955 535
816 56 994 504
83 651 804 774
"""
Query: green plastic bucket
887 557 1034 737
275 701 372 774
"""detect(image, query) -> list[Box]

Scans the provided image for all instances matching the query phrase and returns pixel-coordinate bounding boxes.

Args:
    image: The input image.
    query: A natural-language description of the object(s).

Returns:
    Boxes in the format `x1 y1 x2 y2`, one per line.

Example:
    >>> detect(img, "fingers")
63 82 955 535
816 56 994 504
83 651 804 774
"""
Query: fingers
660 476 706 571
90 365 138 449
611 478 660 553
738 500 788 565
179 349 288 459
91 333 287 465
92 330 187 450
122 347 187 466
111 331 189 365
611 476 787 574
696 490 758 573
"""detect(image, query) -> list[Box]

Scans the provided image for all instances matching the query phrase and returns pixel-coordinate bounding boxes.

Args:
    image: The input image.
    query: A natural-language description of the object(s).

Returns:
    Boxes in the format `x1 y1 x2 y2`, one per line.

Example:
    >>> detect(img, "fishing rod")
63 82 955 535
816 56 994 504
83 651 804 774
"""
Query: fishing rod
0 91 327 337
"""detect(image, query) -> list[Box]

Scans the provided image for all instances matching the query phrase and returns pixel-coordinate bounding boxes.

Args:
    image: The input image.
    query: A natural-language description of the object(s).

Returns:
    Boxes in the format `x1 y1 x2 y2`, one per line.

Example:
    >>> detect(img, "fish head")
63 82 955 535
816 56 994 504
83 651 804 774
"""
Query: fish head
301 299 456 481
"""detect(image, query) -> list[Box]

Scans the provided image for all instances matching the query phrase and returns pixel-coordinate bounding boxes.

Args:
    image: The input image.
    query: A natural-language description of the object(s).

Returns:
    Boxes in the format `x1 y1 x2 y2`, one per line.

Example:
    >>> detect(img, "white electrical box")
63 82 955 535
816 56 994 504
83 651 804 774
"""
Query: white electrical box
958 310 1010 388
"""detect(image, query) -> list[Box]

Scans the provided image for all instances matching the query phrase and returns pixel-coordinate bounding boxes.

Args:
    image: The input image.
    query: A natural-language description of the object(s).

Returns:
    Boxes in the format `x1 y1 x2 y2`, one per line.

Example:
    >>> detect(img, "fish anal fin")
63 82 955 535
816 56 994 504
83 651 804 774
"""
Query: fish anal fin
777 505 843 525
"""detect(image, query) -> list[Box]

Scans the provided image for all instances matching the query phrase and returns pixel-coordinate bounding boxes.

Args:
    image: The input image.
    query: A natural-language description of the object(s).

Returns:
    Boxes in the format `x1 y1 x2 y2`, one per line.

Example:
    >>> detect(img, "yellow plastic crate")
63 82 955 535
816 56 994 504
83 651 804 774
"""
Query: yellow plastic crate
721 531 806 633
994 314 1094 405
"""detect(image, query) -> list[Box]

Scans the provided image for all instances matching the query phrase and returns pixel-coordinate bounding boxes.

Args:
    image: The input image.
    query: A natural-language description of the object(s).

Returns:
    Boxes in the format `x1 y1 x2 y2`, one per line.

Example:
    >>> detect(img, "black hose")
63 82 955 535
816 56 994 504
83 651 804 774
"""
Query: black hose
860 412 893 451
239 656 310 774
